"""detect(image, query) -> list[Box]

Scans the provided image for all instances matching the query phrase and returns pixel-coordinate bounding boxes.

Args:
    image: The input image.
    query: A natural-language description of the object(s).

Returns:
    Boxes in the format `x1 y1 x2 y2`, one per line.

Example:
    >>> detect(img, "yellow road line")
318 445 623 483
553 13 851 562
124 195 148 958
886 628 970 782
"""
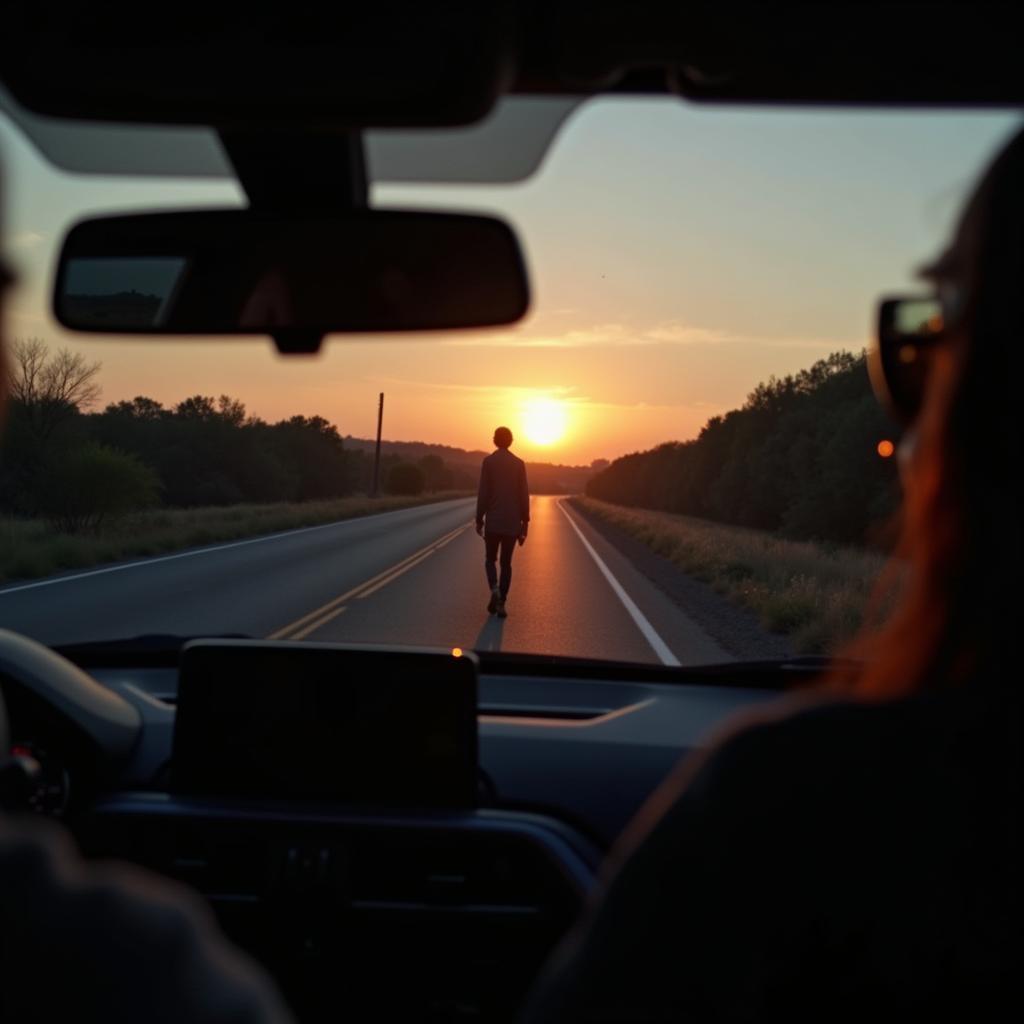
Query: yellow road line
433 530 464 551
355 547 440 599
355 523 471 600
267 521 470 640
267 522 466 639
289 605 348 641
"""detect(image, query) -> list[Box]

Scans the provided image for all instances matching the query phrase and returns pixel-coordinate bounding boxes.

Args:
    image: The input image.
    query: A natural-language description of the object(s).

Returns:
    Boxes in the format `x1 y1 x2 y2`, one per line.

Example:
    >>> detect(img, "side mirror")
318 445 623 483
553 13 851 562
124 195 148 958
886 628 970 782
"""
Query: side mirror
869 296 944 424
54 208 530 353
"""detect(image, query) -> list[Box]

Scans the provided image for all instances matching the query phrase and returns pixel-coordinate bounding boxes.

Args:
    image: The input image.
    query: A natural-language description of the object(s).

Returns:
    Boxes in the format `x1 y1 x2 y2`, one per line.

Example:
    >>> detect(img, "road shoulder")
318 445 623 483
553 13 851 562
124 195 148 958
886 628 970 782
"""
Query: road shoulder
567 497 794 661
559 499 732 665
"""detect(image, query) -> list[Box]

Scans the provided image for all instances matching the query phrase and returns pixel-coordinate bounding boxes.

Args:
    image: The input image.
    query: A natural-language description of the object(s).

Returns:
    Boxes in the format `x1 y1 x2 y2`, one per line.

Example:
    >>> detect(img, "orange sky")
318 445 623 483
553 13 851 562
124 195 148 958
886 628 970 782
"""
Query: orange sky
4 100 1019 466
2 317 864 466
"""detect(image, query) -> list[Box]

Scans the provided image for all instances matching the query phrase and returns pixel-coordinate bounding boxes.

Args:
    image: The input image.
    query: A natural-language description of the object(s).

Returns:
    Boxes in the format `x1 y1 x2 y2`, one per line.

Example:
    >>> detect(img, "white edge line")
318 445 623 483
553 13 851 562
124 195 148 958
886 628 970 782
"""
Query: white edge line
558 500 681 668
0 497 475 597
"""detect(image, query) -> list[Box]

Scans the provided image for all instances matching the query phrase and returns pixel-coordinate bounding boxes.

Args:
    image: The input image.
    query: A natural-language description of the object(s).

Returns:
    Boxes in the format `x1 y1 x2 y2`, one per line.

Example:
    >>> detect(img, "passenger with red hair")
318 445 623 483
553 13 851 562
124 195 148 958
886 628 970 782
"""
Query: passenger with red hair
523 126 1024 1023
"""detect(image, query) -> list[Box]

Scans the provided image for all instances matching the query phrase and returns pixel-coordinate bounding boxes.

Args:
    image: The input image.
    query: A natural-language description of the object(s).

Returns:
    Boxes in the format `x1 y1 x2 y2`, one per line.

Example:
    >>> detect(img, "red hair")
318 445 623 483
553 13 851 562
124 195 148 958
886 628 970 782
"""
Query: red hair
845 125 1024 698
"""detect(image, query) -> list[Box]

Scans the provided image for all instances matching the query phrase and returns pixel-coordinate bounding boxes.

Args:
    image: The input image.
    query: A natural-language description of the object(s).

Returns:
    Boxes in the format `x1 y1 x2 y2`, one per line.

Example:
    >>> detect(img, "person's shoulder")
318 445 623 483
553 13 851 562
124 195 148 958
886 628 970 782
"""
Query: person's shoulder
736 685 1014 765
0 812 76 879
0 815 294 1021
705 684 967 753
635 693 903 822
696 690 925 783
688 692 863 793
651 686 1012 829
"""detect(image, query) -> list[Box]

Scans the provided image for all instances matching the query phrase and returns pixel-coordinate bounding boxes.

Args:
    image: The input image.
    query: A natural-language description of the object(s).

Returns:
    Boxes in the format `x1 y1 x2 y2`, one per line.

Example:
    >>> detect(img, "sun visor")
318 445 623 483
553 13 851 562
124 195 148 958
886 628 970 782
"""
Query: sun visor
0 86 580 185
367 97 580 183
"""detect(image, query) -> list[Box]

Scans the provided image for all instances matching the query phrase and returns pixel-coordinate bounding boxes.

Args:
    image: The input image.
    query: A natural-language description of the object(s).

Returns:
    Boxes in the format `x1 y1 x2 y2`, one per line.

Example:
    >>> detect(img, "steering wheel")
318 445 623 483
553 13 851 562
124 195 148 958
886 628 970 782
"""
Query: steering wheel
0 629 140 808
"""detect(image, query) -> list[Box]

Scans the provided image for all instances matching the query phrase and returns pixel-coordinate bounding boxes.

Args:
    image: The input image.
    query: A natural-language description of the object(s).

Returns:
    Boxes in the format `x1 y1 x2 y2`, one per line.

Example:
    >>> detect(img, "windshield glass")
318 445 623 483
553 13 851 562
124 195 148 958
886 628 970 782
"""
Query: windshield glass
1 99 1019 663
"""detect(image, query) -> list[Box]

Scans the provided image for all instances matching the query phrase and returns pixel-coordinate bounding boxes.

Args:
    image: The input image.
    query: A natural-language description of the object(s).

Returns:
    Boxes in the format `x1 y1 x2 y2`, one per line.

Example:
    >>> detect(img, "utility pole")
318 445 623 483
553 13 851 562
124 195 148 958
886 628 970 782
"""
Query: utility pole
371 392 384 497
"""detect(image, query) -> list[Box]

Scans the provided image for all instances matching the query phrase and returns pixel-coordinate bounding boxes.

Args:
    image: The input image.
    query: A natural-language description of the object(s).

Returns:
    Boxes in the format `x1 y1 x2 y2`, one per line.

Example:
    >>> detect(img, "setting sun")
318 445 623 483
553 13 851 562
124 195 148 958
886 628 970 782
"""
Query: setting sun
521 397 569 447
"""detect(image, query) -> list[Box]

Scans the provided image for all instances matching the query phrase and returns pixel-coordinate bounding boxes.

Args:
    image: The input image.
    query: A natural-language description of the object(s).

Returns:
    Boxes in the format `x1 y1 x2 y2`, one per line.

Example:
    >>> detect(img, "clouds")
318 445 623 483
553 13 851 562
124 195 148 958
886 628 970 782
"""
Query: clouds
374 377 580 402
643 322 734 345
369 374 722 421
440 315 858 352
441 319 716 349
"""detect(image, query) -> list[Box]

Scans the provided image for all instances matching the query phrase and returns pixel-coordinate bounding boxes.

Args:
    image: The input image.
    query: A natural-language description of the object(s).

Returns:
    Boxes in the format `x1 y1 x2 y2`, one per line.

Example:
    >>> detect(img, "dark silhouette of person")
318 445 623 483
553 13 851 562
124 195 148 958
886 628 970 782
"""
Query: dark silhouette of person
519 128 1023 1023
476 426 530 618
0 149 293 1023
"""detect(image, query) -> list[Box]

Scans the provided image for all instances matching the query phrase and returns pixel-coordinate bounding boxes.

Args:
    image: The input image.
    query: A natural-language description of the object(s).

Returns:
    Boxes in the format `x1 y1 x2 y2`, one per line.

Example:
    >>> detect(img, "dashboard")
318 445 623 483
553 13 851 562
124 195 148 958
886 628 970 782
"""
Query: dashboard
80 651 792 844
1 635 815 1021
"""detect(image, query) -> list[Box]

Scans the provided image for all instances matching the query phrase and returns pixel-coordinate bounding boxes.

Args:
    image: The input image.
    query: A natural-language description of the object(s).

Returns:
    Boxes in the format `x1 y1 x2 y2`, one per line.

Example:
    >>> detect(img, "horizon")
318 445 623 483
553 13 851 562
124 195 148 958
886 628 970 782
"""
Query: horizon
3 99 1020 465
340 433 601 469
6 337 873 471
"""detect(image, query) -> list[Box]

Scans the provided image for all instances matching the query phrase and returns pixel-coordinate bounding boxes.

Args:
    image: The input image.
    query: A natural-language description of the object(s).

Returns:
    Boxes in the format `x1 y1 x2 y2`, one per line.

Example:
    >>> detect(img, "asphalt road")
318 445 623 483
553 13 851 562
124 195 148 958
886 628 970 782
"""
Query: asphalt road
0 496 731 665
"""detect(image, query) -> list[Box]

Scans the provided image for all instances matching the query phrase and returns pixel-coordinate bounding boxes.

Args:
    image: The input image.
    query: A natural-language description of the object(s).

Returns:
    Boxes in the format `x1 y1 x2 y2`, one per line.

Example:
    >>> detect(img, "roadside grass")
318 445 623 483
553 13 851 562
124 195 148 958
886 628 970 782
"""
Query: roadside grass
573 497 892 655
0 492 473 585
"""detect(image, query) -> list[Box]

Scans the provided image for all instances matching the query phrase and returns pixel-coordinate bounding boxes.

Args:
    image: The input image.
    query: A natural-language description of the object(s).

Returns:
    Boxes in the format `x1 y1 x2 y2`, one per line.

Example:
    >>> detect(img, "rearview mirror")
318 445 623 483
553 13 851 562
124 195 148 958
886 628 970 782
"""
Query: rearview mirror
54 209 530 353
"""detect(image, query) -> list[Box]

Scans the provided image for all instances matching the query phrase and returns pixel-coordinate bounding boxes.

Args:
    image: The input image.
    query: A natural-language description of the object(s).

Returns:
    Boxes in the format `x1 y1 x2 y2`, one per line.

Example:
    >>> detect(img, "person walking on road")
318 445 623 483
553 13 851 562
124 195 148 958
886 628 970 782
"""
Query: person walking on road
476 426 530 618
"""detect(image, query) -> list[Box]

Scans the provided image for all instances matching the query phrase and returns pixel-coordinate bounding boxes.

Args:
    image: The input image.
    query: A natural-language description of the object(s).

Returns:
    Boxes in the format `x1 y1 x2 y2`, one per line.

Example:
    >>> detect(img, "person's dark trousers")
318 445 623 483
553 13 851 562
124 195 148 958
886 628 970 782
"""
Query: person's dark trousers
484 533 517 599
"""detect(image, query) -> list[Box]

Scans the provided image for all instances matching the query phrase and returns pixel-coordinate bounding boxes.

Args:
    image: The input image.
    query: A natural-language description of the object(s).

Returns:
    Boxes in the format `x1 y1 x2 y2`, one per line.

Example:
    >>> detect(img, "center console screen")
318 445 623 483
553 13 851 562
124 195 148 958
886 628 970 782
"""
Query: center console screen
172 641 478 808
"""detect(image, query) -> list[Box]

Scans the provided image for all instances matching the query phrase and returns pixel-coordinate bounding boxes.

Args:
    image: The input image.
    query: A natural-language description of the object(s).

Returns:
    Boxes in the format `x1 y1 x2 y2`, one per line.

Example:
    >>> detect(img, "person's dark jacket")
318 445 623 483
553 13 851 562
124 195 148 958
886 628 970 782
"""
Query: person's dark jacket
476 448 530 536
0 816 293 1022
520 686 1021 1023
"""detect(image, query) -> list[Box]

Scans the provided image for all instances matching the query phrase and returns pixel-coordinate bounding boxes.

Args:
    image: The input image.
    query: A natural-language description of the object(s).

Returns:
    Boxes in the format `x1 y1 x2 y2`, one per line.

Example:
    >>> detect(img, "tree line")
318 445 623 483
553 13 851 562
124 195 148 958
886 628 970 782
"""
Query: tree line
586 351 901 546
1 339 473 531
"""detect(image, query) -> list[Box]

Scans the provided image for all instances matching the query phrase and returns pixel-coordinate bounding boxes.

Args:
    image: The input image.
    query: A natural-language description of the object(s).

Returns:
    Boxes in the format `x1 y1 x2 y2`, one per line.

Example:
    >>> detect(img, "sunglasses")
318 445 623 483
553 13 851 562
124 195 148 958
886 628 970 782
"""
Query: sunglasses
869 294 948 425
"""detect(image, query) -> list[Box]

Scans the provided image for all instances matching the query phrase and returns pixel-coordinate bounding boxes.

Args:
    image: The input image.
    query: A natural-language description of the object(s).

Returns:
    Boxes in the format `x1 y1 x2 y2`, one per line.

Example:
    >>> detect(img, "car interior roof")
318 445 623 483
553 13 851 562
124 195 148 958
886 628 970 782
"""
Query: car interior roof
3 3 1023 137
0 87 583 184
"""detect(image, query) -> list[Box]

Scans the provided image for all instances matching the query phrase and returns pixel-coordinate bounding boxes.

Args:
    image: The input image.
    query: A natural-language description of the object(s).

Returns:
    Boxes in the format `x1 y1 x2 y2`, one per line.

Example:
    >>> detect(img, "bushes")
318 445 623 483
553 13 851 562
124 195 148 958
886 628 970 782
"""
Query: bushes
586 352 901 547
33 443 160 532
386 462 426 496
93 399 359 506
1 343 472 538
0 386 475 540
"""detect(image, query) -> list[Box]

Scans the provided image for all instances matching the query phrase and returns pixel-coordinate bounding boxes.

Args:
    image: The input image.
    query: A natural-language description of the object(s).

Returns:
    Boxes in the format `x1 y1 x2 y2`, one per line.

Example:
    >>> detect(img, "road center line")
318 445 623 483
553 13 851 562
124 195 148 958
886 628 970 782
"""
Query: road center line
558 500 681 667
288 607 348 642
356 546 444 599
354 523 469 599
268 522 466 638
268 522 470 640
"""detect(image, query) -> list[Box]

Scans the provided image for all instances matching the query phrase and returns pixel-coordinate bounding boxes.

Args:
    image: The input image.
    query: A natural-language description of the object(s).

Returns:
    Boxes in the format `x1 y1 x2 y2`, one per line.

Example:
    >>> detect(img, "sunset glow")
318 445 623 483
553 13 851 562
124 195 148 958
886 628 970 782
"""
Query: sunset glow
521 397 569 447
1 100 1016 467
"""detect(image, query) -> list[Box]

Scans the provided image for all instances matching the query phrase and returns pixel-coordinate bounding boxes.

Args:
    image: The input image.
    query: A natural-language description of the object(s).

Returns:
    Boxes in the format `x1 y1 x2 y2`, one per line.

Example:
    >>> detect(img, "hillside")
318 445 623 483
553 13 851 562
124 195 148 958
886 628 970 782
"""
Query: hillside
343 436 596 494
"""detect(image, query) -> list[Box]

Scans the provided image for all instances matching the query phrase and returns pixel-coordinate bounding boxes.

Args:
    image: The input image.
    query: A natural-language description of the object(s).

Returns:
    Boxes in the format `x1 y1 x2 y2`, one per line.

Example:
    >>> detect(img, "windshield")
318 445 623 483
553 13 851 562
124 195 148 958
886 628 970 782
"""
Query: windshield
1 99 1019 663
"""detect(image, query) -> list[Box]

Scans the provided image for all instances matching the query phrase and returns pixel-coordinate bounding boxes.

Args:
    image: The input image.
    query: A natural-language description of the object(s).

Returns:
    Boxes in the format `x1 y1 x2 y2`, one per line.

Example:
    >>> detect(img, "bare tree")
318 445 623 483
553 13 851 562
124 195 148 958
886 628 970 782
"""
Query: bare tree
9 337 102 439
7 337 48 406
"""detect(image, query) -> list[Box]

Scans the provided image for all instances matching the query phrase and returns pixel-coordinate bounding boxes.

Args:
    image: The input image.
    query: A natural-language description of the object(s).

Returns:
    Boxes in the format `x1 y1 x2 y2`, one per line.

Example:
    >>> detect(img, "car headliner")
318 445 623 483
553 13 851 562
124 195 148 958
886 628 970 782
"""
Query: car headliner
0 86 581 185
2 5 1023 186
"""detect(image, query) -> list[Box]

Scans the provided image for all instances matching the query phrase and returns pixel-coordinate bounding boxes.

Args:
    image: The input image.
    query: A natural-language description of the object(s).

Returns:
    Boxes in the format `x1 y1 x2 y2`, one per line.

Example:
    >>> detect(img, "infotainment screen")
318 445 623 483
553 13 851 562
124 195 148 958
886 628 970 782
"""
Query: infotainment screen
172 641 479 808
